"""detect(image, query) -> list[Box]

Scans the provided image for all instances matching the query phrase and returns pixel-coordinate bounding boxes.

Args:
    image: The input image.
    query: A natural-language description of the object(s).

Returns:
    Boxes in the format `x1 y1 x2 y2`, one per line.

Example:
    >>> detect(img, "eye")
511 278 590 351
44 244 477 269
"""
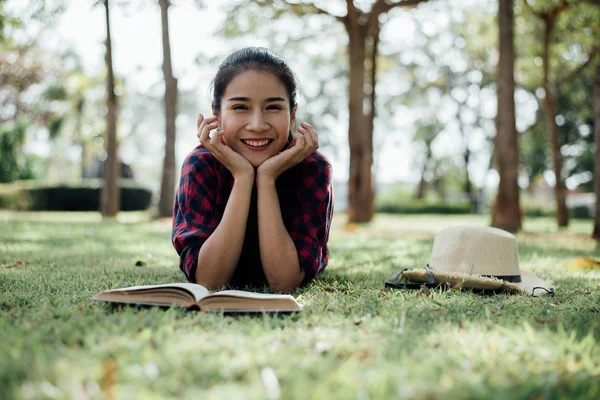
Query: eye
266 104 283 110
232 104 248 110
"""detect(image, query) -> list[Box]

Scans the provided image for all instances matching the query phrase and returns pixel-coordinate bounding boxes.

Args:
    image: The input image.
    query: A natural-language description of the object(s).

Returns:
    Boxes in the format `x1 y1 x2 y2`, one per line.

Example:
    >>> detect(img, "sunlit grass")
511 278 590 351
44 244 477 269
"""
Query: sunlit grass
1 211 599 399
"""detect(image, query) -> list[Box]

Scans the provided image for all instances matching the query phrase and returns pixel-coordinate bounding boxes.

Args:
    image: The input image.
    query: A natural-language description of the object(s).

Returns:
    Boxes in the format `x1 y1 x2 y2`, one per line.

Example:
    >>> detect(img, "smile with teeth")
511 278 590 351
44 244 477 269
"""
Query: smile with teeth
242 139 272 147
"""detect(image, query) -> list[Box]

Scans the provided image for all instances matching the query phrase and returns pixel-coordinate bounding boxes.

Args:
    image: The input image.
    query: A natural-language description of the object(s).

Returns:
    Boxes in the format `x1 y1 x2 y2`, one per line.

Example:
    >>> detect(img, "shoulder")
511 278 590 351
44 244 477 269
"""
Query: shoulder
181 145 220 175
290 151 333 194
301 151 332 177
179 145 231 189
183 145 215 168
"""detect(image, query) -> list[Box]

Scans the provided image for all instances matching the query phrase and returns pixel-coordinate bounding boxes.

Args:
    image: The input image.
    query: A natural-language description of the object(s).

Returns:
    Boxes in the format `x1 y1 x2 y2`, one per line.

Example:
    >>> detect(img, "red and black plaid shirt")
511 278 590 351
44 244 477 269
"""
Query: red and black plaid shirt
172 142 334 288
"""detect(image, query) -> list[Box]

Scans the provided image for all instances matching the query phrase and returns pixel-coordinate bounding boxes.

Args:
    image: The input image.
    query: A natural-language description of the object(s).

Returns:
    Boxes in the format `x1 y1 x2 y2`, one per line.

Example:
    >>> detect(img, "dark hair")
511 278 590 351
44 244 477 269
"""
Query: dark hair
211 47 298 112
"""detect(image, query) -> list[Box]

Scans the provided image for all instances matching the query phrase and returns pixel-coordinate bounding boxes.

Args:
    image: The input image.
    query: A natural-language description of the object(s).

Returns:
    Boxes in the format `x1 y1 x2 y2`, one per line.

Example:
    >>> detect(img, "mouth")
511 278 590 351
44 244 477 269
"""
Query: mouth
241 139 274 150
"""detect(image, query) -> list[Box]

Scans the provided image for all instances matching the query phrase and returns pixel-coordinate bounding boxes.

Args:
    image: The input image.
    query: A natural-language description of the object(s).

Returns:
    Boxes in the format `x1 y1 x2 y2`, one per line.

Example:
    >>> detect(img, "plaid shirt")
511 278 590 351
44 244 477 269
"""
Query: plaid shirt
172 142 334 288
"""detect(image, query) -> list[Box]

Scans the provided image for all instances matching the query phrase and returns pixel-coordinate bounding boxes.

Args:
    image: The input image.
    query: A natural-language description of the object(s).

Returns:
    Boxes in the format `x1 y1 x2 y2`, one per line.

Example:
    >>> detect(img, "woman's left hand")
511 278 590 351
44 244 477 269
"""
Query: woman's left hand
257 122 319 181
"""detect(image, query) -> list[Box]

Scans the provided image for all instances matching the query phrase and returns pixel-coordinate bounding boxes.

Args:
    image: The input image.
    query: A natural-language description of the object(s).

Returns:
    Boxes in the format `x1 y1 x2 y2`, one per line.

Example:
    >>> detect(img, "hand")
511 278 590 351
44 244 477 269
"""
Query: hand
197 114 254 180
257 121 319 182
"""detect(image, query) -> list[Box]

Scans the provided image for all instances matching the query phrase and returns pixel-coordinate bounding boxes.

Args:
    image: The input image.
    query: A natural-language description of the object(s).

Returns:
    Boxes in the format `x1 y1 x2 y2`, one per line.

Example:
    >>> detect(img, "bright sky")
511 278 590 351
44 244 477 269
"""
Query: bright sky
11 0 516 191
42 0 425 186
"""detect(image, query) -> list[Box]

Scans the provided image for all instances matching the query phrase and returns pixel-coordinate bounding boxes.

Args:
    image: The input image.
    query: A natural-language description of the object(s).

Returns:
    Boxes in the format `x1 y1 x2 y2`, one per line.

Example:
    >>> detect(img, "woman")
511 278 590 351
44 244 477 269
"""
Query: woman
172 47 333 292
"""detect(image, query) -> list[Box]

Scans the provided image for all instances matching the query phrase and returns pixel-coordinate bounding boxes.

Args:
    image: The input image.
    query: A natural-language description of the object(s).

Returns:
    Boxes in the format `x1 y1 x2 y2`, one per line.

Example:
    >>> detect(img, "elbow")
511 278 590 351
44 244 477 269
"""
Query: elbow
268 282 298 294
195 271 229 291
266 269 305 293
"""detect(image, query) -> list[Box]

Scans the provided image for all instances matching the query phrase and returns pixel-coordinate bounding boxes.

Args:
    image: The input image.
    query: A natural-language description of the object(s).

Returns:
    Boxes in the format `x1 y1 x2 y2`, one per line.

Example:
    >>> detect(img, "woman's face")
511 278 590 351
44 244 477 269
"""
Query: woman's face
216 70 296 167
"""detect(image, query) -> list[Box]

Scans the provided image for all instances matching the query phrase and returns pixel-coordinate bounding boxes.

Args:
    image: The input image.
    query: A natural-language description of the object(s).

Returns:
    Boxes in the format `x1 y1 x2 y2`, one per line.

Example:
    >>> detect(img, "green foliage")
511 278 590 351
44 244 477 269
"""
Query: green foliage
0 180 153 211
570 205 593 220
516 0 599 189
376 200 472 215
375 184 472 215
0 213 598 399
0 119 40 183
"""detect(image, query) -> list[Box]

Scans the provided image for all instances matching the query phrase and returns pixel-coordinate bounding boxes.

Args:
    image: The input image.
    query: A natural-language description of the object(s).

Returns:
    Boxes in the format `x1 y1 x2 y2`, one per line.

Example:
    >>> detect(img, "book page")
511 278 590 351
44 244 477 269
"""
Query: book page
207 290 296 300
198 290 303 312
100 283 210 302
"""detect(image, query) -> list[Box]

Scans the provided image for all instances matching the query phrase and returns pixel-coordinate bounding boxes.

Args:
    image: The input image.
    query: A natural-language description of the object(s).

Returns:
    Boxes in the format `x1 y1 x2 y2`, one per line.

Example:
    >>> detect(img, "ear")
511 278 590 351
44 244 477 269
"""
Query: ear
290 104 298 125
212 106 221 124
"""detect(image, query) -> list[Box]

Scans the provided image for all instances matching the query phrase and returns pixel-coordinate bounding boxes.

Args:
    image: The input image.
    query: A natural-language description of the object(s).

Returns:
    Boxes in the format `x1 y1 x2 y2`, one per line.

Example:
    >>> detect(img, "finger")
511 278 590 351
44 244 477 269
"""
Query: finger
300 122 318 149
198 120 217 144
293 132 306 151
197 114 204 130
218 131 226 144
297 126 313 149
199 120 219 144
210 128 222 146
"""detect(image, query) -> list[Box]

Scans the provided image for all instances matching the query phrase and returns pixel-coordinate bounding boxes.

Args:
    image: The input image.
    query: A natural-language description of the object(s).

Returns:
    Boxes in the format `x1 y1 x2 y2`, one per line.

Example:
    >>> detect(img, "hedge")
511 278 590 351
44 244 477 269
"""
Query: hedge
375 200 472 215
0 181 153 211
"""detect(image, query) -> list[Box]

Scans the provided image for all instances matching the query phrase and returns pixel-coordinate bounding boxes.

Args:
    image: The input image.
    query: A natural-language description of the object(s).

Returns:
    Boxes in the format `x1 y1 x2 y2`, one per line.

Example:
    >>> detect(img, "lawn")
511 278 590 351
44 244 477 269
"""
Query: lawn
1 211 599 399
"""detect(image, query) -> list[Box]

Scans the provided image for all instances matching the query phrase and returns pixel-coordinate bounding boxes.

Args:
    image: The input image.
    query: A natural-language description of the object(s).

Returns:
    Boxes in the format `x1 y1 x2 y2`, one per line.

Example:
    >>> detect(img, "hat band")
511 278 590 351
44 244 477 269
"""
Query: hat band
482 274 521 283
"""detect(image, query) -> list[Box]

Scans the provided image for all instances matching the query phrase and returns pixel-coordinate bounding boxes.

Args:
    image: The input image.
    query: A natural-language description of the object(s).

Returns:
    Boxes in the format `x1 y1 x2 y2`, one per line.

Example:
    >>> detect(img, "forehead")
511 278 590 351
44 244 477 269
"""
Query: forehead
224 70 289 100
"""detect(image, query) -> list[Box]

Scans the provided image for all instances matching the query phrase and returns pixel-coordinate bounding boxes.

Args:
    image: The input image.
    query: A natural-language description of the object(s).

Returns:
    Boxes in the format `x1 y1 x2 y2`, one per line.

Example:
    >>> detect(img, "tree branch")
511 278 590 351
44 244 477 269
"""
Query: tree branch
558 46 600 86
522 0 571 21
257 0 345 23
521 0 545 20
377 0 430 14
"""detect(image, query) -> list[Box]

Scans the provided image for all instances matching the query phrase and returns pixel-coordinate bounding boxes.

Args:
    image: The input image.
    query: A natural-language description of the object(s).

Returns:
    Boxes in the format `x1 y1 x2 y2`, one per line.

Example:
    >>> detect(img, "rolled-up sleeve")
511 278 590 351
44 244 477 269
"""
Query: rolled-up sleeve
288 154 334 283
172 149 222 283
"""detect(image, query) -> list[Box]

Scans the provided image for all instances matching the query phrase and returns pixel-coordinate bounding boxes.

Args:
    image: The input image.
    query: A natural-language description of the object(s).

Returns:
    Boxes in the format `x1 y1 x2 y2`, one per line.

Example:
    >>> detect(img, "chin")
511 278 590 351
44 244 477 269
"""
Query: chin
246 157 266 168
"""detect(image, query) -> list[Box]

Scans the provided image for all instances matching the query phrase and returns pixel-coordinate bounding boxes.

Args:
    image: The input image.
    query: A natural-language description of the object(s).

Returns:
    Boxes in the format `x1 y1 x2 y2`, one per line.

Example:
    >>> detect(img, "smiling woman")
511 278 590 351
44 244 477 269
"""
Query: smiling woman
171 47 334 293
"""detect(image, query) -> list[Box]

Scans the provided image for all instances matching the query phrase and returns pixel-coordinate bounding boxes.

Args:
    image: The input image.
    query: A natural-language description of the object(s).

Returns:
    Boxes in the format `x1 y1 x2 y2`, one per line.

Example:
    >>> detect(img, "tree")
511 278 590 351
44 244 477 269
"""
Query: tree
236 0 429 222
394 6 498 210
492 0 522 232
156 0 178 218
101 0 120 218
0 1 67 182
412 120 443 200
593 64 600 238
521 0 600 227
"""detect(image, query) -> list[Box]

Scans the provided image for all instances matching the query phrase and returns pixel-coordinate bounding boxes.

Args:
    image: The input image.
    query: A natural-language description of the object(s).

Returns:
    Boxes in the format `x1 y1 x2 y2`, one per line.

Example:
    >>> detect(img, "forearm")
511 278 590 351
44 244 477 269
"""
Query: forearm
256 177 305 292
196 173 253 289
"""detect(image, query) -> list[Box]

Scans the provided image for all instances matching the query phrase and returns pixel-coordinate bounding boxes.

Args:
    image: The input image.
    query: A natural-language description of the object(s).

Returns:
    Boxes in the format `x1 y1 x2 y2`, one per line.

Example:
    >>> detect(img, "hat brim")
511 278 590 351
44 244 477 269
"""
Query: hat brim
400 268 553 296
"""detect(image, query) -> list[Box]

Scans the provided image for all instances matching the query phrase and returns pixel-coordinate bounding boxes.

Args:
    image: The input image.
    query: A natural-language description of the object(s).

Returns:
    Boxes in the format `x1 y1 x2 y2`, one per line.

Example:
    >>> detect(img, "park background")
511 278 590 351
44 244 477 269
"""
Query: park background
1 0 598 230
1 0 600 399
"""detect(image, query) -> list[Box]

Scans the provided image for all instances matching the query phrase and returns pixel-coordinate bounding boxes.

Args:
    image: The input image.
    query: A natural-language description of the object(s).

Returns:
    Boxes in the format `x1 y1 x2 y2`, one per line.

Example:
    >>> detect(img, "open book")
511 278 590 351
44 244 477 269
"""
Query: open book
92 283 303 313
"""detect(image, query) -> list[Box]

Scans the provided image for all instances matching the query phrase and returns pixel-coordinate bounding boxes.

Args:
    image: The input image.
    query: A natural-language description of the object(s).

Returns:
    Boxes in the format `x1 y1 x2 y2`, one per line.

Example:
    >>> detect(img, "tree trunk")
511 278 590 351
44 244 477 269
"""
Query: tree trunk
541 90 569 226
463 146 477 212
101 0 120 218
345 18 373 223
415 144 431 200
157 0 178 218
540 17 568 227
593 64 600 239
491 0 521 232
416 162 427 200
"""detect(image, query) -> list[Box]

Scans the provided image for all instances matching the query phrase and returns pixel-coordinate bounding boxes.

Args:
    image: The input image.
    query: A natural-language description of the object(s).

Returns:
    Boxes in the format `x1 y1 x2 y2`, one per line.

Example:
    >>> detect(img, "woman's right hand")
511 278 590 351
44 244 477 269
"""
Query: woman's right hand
197 114 254 180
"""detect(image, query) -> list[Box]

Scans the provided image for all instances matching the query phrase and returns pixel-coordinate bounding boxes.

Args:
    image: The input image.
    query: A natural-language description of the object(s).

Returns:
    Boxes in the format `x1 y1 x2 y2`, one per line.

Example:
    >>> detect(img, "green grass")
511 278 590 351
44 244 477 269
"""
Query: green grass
1 211 599 399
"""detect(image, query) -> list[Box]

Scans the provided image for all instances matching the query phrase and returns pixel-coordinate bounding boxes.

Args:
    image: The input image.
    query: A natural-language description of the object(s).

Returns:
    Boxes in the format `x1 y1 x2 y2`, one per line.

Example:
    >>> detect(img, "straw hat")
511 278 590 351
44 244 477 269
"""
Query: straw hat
387 225 554 296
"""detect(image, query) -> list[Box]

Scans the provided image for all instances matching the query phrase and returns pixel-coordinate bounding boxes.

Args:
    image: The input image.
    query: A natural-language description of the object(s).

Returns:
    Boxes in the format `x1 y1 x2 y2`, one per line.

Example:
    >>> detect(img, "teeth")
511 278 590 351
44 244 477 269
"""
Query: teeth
242 139 270 147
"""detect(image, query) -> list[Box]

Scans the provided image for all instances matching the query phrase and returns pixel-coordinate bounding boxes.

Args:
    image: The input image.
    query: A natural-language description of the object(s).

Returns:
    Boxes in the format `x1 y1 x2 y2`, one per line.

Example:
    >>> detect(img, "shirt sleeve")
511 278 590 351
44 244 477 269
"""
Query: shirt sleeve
172 149 222 283
288 153 334 283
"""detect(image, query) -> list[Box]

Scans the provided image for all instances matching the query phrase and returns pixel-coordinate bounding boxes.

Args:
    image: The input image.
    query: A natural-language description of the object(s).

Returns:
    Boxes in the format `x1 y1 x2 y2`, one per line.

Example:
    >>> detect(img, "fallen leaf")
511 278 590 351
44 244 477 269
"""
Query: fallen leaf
564 258 600 270
100 359 117 398
0 261 24 269
345 223 359 232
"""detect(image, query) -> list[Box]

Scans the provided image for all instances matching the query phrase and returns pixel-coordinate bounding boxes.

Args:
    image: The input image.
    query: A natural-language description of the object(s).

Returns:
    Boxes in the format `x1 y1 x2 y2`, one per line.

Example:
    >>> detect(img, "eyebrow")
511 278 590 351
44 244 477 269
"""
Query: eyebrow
226 96 286 102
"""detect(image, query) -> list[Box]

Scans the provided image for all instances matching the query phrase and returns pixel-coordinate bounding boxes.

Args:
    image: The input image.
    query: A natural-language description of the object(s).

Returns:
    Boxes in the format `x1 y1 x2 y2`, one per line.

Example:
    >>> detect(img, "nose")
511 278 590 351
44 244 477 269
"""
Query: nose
246 109 268 132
